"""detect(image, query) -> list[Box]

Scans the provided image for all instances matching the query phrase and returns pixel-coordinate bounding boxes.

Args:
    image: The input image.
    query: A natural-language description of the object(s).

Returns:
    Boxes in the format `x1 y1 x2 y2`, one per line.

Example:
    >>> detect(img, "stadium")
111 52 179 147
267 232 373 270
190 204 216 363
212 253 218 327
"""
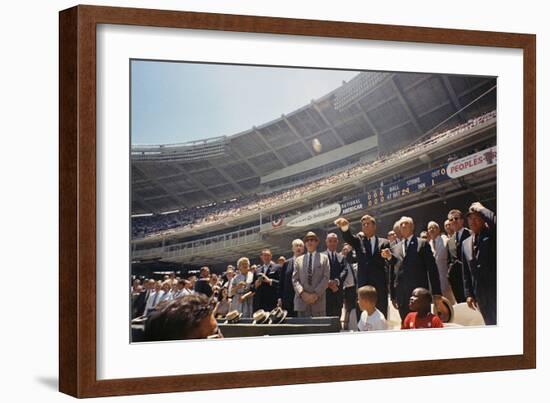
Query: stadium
131 70 496 278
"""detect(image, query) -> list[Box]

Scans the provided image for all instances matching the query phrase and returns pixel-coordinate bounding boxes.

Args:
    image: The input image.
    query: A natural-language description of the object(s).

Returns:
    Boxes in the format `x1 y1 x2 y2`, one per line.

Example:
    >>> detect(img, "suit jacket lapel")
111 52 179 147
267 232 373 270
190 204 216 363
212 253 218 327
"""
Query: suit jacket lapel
395 240 405 261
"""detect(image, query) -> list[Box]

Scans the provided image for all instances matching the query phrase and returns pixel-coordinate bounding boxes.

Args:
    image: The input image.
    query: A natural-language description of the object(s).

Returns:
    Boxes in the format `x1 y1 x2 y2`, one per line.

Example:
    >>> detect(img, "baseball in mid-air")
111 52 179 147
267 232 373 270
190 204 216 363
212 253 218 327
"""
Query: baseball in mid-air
312 138 322 153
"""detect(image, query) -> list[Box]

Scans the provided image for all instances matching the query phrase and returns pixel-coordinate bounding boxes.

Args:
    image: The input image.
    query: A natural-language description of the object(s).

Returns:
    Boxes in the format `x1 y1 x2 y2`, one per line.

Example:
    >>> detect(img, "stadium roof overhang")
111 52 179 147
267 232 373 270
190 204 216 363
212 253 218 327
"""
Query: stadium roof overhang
132 118 496 247
131 72 496 214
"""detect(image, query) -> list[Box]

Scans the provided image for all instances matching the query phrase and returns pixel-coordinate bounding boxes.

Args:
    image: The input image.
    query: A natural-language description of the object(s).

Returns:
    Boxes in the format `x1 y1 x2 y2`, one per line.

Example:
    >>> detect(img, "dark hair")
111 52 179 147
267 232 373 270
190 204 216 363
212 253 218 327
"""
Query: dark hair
144 294 214 341
448 209 464 219
360 214 376 225
414 287 432 303
218 286 228 301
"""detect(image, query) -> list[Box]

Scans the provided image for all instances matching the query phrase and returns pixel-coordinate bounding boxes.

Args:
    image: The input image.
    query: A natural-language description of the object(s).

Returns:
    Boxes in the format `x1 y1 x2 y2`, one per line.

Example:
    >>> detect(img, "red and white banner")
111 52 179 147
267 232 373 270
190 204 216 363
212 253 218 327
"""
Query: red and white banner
446 146 497 179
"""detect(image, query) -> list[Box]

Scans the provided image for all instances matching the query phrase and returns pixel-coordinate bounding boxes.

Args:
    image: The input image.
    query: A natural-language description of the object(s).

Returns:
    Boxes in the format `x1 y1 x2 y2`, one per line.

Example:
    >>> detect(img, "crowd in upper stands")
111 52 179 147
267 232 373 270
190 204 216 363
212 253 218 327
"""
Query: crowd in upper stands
132 110 496 239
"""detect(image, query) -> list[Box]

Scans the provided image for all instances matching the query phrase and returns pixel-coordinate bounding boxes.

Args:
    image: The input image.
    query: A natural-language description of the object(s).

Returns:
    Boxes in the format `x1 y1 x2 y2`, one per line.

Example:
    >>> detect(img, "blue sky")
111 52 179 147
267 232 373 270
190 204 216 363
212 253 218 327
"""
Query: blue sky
131 60 358 145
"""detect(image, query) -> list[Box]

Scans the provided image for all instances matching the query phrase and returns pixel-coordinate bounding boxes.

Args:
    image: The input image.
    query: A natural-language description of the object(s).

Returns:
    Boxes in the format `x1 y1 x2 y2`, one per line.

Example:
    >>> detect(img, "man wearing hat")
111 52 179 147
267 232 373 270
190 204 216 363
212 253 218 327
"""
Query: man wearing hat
461 202 497 325
292 231 330 317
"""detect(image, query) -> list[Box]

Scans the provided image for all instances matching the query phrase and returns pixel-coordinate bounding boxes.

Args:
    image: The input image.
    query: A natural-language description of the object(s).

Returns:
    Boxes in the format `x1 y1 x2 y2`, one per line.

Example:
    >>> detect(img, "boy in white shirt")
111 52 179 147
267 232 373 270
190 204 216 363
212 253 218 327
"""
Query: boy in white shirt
357 285 388 331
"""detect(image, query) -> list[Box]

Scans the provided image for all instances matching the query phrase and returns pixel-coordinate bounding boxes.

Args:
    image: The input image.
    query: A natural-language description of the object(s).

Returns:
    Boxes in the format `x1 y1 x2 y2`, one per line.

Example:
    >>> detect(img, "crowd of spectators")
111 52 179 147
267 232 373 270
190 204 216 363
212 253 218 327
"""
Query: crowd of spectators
132 111 496 239
132 200 496 341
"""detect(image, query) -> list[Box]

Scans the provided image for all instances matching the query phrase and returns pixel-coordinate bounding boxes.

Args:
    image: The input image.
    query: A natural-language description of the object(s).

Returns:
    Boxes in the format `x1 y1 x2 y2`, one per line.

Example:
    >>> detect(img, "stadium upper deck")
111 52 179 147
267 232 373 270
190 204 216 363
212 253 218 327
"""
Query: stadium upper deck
132 72 496 215
132 110 496 243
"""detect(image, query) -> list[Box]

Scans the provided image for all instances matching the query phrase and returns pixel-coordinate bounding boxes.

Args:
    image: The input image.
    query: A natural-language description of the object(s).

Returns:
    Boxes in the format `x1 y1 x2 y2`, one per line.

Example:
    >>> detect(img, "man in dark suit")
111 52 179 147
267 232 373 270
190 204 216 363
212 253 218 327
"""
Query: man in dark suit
133 278 155 318
382 216 443 322
278 239 304 316
335 214 391 318
194 266 213 297
339 243 358 329
446 209 471 303
253 249 281 311
462 202 497 325
322 233 345 318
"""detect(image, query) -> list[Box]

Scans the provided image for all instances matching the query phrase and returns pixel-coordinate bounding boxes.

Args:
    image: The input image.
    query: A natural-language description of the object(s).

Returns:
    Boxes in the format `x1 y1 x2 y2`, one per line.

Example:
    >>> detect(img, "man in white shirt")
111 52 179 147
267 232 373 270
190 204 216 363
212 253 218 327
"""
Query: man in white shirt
144 280 163 316
427 221 456 305
157 281 173 304
173 279 192 299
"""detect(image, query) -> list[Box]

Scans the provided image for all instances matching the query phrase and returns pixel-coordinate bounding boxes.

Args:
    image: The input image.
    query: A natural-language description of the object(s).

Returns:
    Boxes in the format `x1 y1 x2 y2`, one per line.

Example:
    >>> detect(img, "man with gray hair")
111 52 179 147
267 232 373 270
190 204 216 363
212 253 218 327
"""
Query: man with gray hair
427 221 456 305
278 238 304 316
381 216 443 322
391 220 402 245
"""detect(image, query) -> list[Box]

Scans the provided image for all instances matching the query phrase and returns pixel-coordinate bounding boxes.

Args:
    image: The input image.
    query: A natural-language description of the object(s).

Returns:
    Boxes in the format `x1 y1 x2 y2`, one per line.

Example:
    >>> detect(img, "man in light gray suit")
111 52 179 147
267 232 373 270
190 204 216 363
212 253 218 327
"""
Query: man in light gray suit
427 221 456 305
292 231 330 317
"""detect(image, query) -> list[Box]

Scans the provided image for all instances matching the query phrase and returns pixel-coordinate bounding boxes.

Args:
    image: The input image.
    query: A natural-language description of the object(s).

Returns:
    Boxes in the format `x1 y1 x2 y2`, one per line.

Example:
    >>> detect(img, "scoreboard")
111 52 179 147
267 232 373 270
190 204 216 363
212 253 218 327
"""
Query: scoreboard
339 145 496 215
378 166 449 203
340 166 450 214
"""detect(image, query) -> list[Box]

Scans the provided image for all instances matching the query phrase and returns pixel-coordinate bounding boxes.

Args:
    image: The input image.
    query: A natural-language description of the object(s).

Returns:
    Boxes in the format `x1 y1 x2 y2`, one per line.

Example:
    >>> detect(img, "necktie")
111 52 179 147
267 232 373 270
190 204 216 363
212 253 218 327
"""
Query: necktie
368 238 373 255
152 292 159 307
473 235 479 256
457 232 463 260
307 253 313 285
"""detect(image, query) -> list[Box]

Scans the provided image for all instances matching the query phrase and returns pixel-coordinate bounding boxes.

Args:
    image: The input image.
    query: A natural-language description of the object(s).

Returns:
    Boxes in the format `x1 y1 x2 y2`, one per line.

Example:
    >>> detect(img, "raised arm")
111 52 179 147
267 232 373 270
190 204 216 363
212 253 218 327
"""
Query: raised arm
469 202 496 232
334 217 362 252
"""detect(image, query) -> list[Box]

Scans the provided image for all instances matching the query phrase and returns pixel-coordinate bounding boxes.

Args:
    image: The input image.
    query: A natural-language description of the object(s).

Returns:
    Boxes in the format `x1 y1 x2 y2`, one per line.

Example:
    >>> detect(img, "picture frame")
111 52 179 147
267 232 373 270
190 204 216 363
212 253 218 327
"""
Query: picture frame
59 4 536 398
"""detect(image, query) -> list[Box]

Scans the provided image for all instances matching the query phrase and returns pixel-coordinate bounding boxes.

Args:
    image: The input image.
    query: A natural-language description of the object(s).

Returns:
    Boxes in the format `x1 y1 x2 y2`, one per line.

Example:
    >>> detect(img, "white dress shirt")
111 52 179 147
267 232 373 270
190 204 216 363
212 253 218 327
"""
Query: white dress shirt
343 262 357 289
